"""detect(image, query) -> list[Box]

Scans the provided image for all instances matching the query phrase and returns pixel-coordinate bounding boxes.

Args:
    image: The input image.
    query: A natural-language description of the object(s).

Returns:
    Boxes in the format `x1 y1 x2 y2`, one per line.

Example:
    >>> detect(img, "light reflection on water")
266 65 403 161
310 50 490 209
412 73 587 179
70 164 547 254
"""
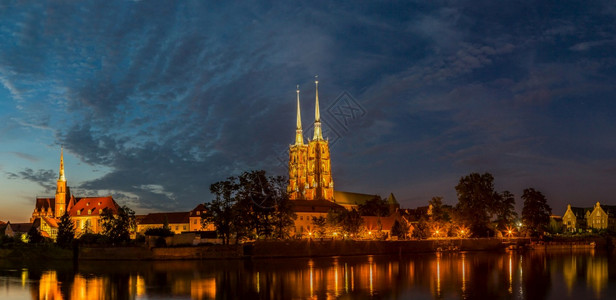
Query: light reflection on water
0 249 614 299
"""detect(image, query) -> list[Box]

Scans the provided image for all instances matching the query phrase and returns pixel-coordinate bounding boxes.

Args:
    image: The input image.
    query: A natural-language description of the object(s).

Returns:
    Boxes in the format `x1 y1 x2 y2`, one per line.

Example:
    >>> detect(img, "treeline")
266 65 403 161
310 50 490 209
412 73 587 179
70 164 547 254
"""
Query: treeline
203 170 296 244
409 172 553 238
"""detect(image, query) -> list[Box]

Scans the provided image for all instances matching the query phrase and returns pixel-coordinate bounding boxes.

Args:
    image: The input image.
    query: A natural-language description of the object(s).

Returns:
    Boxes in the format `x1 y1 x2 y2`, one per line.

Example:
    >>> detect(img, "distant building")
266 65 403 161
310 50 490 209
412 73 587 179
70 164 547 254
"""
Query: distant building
136 204 214 234
563 202 616 232
562 205 592 232
30 148 121 239
292 199 344 236
189 204 212 232
137 212 190 234
285 81 400 237
1 221 36 241
587 202 616 231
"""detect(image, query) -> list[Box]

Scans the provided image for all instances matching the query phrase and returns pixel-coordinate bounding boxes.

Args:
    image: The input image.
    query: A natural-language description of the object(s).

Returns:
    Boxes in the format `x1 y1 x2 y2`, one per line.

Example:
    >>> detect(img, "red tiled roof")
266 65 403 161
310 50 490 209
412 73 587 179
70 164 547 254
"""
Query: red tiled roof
139 212 190 225
190 204 207 217
34 197 55 213
10 222 34 233
41 217 59 228
68 196 119 217
363 215 398 231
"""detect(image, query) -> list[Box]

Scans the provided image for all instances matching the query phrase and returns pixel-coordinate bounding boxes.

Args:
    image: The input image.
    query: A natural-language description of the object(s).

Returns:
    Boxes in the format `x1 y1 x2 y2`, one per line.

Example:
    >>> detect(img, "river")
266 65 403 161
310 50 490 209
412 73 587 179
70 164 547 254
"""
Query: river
0 249 614 299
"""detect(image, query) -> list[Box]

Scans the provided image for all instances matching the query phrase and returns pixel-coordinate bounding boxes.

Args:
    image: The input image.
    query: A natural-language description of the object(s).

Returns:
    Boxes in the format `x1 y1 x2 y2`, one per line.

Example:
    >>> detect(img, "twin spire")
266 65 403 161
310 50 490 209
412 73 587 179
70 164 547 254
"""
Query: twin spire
294 76 324 145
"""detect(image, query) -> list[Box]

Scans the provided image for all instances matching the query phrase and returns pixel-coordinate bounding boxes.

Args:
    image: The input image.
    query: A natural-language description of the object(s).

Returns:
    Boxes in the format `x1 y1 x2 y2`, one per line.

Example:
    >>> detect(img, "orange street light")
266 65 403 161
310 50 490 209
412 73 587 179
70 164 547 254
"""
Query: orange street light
505 226 515 238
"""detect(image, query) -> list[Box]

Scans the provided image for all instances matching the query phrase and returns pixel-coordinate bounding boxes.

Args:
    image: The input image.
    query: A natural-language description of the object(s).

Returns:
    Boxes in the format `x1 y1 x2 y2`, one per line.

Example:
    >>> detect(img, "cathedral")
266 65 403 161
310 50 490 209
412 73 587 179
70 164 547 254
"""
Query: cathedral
287 78 334 200
31 148 119 239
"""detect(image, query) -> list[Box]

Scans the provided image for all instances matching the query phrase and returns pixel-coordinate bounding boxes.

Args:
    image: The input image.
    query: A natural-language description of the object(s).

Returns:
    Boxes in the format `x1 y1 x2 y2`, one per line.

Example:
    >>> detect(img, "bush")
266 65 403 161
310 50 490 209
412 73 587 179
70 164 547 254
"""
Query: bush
78 233 110 245
0 235 24 248
154 236 167 247
134 234 146 243
145 227 174 237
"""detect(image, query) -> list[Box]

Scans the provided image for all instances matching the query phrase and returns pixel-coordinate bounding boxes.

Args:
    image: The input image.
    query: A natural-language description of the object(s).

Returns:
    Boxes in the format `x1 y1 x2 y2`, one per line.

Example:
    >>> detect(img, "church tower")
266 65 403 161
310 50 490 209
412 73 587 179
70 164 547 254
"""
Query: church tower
288 86 308 200
54 147 68 217
305 78 334 200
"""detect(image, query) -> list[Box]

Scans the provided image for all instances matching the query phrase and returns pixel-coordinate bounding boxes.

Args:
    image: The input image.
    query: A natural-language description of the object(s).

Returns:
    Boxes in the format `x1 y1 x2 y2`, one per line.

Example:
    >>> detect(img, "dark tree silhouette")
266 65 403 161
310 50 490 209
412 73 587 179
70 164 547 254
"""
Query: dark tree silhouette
56 211 75 248
391 220 410 239
495 191 518 231
100 205 136 244
455 172 501 237
204 170 296 243
521 188 551 237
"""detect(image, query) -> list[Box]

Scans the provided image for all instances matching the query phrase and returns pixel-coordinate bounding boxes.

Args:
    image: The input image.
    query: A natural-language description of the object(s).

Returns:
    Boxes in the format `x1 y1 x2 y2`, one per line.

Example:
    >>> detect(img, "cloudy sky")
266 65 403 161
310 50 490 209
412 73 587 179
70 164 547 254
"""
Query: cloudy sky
1 1 615 222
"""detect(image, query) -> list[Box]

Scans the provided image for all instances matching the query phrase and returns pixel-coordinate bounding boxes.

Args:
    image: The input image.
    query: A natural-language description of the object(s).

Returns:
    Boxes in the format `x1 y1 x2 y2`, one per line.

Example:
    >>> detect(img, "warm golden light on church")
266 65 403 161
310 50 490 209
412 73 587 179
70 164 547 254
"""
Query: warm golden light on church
288 79 334 200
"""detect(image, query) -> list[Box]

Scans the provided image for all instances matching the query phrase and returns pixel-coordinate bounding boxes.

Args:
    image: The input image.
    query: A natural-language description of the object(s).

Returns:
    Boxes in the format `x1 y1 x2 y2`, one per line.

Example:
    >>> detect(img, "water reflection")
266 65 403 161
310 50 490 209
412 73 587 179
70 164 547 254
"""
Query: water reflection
0 249 615 299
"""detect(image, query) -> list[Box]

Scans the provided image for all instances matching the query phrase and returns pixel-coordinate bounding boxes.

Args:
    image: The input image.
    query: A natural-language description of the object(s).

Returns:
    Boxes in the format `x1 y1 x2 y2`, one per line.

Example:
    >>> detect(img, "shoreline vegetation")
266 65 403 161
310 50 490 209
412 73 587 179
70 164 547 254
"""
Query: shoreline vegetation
1 236 613 261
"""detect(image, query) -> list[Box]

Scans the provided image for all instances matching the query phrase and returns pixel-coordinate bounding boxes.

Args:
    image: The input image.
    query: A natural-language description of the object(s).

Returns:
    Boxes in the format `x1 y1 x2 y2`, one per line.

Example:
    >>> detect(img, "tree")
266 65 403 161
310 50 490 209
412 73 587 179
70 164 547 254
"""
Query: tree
204 170 296 244
100 205 136 244
391 220 410 239
239 171 296 239
411 218 430 240
455 172 501 237
204 178 239 245
521 188 552 237
311 216 327 237
341 209 364 237
359 197 390 217
326 208 363 238
56 211 75 248
428 196 450 222
495 191 518 231
26 225 43 244
270 177 297 239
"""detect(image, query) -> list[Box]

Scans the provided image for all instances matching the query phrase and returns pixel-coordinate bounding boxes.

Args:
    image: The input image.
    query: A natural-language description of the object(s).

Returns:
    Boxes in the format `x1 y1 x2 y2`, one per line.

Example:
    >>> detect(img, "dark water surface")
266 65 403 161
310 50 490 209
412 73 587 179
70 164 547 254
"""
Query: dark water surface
0 249 614 299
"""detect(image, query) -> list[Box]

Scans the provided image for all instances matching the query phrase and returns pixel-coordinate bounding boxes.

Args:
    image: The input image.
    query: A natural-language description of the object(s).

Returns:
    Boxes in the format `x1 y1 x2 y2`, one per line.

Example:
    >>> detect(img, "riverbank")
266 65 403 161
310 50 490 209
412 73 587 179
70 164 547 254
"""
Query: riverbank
79 238 505 260
2 236 614 261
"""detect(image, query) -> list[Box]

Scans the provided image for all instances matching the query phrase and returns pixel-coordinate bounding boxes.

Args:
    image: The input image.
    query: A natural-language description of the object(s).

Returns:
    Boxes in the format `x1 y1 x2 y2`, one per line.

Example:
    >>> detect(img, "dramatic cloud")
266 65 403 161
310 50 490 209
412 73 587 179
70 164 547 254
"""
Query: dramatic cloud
1 1 615 217
6 168 55 192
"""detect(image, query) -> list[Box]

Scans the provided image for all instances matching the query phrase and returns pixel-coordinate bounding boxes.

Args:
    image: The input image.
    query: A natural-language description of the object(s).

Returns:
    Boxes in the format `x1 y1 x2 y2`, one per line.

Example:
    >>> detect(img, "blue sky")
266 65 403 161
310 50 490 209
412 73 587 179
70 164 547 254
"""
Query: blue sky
1 1 615 222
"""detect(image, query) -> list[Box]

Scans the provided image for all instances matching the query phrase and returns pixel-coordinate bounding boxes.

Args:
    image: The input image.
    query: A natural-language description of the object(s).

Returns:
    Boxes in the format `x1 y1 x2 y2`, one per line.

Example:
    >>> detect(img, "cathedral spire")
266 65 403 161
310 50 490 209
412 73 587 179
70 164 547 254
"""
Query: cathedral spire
58 146 66 181
313 76 323 141
294 85 304 145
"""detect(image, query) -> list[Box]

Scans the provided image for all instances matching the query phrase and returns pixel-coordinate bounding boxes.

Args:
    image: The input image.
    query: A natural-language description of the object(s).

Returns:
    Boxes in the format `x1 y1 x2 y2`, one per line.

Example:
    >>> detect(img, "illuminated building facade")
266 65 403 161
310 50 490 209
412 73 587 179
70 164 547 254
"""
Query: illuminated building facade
30 148 120 238
135 204 214 234
563 202 616 232
288 79 334 200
